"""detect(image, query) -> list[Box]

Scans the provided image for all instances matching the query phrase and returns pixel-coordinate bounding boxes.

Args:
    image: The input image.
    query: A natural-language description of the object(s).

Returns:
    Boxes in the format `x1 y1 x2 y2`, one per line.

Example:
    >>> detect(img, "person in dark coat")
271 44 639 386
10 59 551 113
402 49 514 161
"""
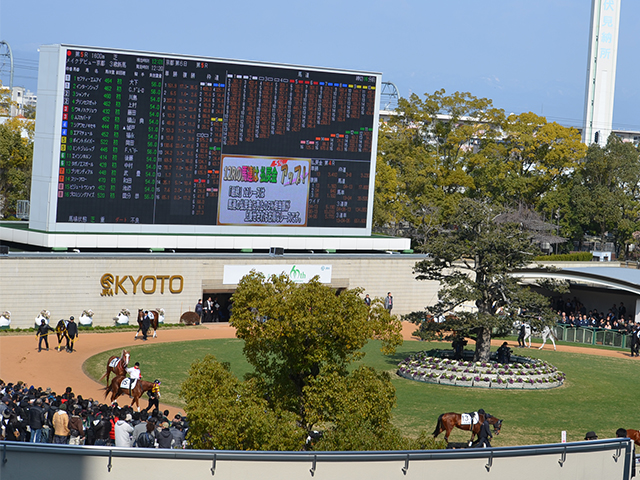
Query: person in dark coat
36 320 55 352
477 417 493 448
1 409 21 441
27 398 45 442
141 312 151 341
195 300 203 323
630 324 640 357
497 342 512 364
92 411 112 446
156 421 174 448
517 323 526 348
66 316 78 352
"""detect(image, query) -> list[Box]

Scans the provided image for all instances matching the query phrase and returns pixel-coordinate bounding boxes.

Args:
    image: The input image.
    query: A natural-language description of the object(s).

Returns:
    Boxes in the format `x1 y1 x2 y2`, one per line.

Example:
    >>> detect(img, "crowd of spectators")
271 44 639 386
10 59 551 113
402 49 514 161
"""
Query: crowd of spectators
0 380 188 448
555 297 634 332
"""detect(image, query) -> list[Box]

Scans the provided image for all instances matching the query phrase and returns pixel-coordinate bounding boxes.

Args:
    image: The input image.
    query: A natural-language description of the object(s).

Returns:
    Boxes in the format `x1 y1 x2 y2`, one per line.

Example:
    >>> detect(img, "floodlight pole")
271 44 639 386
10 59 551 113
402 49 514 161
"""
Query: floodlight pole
0 41 13 90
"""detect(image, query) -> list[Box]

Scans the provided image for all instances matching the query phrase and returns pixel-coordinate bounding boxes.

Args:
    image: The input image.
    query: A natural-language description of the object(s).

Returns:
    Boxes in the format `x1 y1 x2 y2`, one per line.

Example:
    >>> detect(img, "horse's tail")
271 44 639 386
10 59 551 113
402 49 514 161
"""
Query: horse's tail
432 414 444 437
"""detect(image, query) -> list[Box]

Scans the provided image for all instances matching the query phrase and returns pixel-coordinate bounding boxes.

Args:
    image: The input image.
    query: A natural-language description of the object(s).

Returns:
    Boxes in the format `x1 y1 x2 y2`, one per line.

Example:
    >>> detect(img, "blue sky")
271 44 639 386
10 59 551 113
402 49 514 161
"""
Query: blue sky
2 0 639 131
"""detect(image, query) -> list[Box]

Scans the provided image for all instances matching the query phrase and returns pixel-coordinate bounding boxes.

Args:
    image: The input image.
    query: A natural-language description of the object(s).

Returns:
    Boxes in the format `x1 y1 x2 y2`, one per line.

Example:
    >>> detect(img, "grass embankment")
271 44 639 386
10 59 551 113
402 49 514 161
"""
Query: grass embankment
85 339 640 447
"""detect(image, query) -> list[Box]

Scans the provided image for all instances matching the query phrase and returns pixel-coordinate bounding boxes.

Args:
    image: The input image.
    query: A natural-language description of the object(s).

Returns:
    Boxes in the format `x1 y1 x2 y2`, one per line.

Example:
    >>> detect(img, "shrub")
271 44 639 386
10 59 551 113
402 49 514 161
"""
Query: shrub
534 252 593 261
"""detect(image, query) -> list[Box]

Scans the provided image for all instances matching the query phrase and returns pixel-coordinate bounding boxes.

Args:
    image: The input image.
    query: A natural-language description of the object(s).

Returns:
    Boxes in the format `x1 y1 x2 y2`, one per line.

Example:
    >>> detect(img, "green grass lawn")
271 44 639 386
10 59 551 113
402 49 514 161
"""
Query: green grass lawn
84 339 640 447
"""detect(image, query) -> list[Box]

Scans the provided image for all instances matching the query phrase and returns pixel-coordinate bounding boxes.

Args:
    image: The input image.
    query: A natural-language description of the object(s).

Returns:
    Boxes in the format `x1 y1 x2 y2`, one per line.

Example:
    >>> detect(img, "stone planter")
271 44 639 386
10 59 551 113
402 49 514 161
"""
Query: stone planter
0 315 10 329
473 381 491 389
116 314 129 325
158 314 165 324
535 382 558 390
79 315 93 327
398 350 565 391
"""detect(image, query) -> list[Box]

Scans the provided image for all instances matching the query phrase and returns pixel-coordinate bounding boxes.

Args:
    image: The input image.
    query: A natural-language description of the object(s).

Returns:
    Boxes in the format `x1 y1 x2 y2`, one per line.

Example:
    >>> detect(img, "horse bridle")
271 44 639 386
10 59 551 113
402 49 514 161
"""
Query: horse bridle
120 351 130 368
493 419 502 435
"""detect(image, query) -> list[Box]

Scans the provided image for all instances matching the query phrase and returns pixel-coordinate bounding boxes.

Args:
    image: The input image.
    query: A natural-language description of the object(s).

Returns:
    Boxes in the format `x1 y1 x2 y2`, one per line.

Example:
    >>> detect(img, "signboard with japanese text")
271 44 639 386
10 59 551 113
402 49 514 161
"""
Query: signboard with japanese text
223 264 332 284
217 155 310 226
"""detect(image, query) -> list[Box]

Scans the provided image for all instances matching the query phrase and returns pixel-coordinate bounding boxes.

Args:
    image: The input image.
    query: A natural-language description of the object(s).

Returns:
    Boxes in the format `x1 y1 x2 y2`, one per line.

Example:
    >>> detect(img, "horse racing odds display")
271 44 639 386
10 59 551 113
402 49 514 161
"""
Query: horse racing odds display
30 44 381 235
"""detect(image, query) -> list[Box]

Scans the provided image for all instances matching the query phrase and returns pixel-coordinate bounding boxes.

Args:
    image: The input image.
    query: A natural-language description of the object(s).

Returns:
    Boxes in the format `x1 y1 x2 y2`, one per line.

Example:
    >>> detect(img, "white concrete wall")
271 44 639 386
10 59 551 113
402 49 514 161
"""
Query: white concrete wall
0 440 633 480
0 253 439 329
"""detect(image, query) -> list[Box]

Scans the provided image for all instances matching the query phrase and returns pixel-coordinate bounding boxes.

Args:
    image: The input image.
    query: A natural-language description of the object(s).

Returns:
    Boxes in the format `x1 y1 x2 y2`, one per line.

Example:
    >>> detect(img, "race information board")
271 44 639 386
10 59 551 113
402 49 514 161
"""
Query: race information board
44 46 379 232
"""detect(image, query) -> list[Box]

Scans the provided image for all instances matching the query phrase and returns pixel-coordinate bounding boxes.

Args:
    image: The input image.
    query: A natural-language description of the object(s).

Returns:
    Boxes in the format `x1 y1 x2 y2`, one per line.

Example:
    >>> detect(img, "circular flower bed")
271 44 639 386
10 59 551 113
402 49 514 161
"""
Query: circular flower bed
397 350 565 390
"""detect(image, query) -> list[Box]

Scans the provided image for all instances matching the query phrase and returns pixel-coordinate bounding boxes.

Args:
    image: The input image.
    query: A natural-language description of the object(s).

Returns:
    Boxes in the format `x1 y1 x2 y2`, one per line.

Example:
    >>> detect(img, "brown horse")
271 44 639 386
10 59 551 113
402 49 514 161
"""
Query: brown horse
104 375 156 411
180 311 200 325
433 412 503 444
99 349 130 386
135 309 159 339
625 429 640 446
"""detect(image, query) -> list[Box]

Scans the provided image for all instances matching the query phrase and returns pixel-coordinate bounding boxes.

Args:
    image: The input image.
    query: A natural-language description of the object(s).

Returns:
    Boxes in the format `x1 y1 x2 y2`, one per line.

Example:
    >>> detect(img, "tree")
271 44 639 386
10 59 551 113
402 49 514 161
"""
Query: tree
374 91 585 245
374 89 504 243
0 116 33 218
180 355 303 450
182 272 406 450
565 136 640 258
409 198 559 362
469 112 586 209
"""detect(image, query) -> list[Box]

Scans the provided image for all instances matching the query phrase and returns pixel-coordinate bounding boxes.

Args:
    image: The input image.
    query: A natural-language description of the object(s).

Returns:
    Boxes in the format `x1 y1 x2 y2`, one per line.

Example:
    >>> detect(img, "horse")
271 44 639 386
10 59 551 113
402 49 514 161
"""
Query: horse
104 375 156 411
180 311 200 325
54 319 69 352
538 325 557 351
135 309 159 339
433 412 503 444
99 349 130 386
625 429 640 446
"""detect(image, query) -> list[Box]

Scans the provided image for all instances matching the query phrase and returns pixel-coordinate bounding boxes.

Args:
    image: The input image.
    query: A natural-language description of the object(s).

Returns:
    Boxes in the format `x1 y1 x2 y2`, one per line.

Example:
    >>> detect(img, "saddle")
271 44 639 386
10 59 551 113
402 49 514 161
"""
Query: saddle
108 357 120 368
461 412 480 425
119 378 138 390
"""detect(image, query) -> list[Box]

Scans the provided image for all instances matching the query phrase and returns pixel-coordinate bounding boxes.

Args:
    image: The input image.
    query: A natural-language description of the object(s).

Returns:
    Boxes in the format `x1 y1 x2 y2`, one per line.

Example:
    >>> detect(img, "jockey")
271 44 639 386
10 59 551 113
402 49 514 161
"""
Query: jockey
127 362 142 381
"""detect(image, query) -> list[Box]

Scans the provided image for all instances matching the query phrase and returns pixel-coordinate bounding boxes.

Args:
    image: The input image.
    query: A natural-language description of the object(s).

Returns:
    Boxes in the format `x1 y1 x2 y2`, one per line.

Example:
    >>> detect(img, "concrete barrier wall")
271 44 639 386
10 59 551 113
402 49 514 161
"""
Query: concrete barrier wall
0 439 634 480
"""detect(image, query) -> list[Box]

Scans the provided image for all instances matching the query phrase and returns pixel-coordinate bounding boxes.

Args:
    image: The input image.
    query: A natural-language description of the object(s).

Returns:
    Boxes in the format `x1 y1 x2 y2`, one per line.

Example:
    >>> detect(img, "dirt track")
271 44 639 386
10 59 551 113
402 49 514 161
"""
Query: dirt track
0 321 631 415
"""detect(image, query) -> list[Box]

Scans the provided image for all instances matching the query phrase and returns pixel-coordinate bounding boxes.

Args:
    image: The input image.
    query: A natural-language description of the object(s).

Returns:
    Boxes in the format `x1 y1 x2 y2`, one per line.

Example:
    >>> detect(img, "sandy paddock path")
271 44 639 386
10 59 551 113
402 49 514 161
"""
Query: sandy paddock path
0 321 631 414
0 323 237 415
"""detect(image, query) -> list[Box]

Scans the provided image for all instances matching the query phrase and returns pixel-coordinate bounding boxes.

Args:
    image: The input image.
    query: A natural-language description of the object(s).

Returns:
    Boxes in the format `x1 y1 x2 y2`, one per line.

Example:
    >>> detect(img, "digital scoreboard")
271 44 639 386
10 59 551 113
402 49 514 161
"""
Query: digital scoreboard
30 45 381 236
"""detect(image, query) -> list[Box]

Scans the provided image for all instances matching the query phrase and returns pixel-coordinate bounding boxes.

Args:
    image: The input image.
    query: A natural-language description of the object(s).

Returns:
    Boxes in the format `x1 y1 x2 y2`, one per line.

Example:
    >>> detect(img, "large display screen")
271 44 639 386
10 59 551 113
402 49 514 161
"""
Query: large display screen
31 45 380 235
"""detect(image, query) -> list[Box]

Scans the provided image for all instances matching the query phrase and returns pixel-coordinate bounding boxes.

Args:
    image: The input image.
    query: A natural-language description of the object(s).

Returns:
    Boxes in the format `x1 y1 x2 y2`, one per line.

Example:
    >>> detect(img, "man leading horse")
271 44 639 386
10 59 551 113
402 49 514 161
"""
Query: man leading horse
433 409 503 445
